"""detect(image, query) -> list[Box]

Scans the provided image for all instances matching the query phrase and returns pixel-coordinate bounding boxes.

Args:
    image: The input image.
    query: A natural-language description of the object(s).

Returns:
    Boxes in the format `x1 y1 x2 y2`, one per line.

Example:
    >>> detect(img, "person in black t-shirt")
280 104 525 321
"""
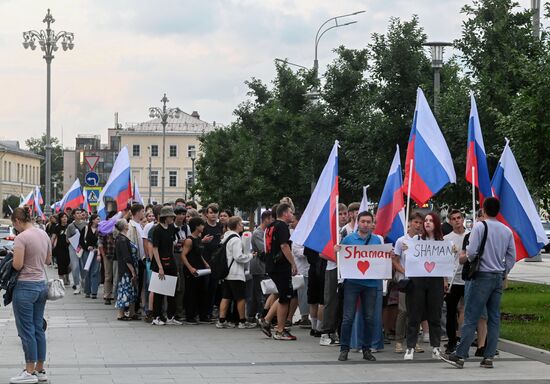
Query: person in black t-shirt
151 206 179 326
201 203 224 320
182 217 210 324
259 203 298 341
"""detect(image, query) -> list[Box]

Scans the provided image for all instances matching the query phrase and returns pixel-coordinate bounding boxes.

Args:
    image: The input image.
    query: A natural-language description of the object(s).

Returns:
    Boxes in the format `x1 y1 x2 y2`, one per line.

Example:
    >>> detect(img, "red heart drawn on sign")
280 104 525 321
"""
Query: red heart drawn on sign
424 261 436 273
357 260 370 275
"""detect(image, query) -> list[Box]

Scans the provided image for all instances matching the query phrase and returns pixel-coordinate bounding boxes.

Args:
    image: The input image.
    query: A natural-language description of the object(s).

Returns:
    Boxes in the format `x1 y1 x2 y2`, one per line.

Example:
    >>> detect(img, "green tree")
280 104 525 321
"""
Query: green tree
25 134 63 189
2 195 20 218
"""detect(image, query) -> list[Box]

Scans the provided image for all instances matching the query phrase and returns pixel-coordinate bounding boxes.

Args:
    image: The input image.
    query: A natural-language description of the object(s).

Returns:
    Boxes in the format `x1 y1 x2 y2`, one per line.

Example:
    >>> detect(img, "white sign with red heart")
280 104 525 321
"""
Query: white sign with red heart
404 239 455 278
337 244 393 280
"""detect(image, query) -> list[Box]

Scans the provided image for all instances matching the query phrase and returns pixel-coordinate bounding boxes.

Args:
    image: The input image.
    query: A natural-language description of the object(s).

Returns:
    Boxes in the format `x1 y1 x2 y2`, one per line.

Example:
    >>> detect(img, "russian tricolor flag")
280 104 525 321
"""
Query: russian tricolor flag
491 140 549 260
404 88 456 205
374 145 405 244
465 93 491 203
97 146 132 219
60 179 85 211
133 180 145 205
290 141 339 261
34 186 45 220
19 190 34 208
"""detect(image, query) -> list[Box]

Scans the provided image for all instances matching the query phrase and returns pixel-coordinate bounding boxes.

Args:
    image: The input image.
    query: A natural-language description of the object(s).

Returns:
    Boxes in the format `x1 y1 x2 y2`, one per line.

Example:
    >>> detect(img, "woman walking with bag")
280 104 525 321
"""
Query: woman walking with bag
114 219 139 321
51 213 71 286
83 214 101 299
9 207 52 384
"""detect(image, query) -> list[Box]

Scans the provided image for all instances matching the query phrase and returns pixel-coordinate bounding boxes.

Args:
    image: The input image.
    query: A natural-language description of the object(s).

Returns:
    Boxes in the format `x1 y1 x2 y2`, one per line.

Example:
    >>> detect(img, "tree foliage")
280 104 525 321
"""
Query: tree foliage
25 134 63 189
197 1 549 213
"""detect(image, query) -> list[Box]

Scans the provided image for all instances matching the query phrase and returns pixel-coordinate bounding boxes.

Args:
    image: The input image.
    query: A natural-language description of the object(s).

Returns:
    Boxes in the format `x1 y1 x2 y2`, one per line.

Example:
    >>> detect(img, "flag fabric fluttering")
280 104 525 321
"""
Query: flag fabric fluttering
404 88 456 206
353 185 370 232
133 180 145 205
19 190 34 208
491 140 549 260
33 186 45 220
290 141 339 261
60 179 85 211
97 146 132 219
465 93 492 204
374 145 405 244
82 189 92 214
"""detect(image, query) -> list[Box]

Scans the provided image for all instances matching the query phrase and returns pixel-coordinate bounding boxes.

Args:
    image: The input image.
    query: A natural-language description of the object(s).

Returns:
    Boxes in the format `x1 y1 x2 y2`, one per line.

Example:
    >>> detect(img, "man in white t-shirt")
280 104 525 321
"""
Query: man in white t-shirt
442 209 468 353
392 211 424 354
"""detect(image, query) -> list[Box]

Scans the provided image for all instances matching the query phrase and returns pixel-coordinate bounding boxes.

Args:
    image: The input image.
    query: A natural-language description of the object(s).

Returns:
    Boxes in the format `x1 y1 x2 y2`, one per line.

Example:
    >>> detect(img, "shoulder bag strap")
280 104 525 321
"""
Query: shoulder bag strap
477 221 489 260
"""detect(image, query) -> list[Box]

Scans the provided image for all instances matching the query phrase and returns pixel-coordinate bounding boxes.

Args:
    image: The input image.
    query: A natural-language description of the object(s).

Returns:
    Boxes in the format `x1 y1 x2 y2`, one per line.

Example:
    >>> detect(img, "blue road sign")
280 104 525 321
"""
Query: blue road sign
85 171 99 187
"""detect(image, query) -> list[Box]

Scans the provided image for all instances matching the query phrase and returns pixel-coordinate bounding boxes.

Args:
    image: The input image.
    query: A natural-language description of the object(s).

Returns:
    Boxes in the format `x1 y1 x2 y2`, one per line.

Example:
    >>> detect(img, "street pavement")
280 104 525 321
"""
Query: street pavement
0 268 549 384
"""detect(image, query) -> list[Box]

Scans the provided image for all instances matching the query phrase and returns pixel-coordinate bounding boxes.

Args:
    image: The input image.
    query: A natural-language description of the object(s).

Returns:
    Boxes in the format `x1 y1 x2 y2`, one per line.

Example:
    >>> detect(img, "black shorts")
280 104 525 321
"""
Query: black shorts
221 280 246 301
307 263 325 305
269 271 294 304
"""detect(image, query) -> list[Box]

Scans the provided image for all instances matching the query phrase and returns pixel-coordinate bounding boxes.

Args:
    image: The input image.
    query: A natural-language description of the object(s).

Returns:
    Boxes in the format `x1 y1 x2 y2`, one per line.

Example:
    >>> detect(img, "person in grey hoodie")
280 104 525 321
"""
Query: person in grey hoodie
216 216 256 329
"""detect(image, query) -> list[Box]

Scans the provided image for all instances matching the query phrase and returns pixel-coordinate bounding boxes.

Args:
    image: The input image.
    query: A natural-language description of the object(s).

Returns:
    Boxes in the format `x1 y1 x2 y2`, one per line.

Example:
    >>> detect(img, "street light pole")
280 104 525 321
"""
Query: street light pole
148 93 181 204
147 146 152 204
313 11 365 78
190 154 196 201
23 9 74 216
423 41 452 116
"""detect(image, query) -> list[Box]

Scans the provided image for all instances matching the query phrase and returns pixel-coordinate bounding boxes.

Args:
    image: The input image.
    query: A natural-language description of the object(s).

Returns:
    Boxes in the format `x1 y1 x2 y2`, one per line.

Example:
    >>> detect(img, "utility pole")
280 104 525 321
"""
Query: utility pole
532 0 541 39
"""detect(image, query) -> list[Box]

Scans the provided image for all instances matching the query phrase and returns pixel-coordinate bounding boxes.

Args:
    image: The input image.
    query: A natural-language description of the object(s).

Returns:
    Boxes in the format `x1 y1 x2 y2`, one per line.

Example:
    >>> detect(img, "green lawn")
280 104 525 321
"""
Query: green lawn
500 281 550 351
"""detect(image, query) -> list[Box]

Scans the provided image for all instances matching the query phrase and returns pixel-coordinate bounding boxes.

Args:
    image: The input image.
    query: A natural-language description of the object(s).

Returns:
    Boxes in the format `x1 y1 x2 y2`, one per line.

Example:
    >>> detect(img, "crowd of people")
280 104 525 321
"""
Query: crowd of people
4 194 516 383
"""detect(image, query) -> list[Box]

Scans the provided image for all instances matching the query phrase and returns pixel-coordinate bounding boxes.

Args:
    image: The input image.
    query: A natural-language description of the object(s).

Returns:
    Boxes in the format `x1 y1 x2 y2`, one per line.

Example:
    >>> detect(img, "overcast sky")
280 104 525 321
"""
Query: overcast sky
0 0 537 149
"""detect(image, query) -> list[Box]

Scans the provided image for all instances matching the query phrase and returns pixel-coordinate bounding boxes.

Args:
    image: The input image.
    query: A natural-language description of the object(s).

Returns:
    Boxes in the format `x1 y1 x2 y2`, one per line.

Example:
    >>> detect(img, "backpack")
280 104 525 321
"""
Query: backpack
211 234 239 280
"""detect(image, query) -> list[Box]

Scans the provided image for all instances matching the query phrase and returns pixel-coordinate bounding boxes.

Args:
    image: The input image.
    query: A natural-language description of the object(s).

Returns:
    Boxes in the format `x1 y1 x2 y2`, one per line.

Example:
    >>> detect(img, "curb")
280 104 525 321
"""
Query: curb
499 338 550 365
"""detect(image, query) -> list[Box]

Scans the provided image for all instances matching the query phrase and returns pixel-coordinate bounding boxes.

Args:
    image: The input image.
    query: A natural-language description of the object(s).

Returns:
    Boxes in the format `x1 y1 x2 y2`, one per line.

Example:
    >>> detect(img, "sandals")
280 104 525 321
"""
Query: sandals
117 316 132 321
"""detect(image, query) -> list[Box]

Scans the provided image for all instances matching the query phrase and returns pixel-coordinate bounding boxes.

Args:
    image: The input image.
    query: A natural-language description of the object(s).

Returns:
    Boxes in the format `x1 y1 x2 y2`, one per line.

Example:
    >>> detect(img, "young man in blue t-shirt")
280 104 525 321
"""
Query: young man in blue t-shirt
334 211 381 362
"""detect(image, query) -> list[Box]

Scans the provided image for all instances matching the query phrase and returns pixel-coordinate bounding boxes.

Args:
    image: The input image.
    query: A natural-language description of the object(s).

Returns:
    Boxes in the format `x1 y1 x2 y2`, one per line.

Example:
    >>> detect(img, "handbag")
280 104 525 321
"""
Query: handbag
42 263 65 301
260 275 305 295
463 221 488 281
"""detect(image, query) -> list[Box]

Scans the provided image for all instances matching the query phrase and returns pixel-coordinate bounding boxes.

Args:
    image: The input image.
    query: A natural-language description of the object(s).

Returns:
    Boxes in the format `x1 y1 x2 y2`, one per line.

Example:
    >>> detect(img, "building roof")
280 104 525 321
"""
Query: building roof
0 141 43 159
120 110 218 135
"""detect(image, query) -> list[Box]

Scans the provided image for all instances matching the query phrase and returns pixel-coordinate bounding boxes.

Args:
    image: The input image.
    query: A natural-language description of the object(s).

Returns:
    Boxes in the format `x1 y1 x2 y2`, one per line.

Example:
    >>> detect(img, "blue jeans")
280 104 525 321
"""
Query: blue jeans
69 246 86 286
340 281 377 352
367 286 384 350
12 280 48 363
84 251 101 295
456 272 504 359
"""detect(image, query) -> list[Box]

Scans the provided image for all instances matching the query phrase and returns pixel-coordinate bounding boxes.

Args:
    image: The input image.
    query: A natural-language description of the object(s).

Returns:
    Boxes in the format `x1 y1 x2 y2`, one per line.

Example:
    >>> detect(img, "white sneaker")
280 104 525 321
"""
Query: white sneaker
422 333 429 343
404 348 414 360
10 370 37 384
237 321 257 329
216 320 230 329
73 285 81 295
432 346 442 359
33 370 48 383
166 317 182 325
151 317 165 326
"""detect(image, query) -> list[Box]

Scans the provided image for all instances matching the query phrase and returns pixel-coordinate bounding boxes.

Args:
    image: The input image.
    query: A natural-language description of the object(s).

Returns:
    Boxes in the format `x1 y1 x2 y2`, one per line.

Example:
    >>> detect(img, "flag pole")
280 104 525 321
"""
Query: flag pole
336 194 341 280
471 166 476 223
404 159 414 226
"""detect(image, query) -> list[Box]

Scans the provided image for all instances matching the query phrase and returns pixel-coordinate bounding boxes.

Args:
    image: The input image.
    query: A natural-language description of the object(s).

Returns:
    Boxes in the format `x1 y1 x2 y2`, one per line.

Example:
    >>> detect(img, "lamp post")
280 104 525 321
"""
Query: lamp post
313 11 365 78
148 93 181 203
190 152 196 201
23 9 74 216
53 181 57 202
423 41 452 116
147 146 152 204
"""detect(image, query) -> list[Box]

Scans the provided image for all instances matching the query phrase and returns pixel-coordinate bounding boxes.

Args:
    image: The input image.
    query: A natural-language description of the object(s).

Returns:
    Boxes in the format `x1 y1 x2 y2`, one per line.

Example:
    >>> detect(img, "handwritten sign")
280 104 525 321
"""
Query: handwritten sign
404 239 455 278
338 244 393 280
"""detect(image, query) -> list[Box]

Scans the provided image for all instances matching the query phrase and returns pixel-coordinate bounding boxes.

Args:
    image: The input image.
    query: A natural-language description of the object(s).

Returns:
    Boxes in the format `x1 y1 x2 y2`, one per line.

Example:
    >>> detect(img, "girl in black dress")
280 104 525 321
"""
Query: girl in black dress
51 213 71 285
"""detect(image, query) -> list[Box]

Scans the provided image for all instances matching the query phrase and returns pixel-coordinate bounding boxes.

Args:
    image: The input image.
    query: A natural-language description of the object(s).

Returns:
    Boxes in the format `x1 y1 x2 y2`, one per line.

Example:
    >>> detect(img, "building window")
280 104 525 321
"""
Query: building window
8 162 11 181
150 145 158 157
132 144 140 157
187 144 196 158
169 145 177 157
150 170 158 187
169 170 177 187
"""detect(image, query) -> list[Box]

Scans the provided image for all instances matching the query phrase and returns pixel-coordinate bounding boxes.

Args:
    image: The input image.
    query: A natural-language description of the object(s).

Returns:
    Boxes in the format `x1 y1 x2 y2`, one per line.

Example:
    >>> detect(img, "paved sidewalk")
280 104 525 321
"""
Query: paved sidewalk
508 252 550 285
0 268 549 383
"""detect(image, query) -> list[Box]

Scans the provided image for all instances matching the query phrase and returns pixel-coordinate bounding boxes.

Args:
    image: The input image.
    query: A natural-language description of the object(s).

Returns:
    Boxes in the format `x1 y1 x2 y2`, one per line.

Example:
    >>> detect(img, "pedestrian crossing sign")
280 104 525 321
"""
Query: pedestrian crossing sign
84 187 102 206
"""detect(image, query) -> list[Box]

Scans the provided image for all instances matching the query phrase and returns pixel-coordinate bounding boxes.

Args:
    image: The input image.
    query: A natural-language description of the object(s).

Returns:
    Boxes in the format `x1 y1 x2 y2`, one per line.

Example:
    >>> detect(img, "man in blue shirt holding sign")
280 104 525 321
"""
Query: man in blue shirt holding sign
335 211 381 362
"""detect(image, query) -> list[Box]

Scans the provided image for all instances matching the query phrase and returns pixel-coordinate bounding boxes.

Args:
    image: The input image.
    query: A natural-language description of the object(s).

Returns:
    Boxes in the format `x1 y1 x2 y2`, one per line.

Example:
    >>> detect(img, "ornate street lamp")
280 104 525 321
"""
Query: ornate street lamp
423 41 452 116
23 9 74 215
148 94 181 203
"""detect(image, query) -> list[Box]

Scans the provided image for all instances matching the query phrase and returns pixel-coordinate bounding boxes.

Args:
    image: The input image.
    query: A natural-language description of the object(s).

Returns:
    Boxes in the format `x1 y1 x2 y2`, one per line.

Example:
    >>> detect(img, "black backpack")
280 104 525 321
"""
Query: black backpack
211 234 239 280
